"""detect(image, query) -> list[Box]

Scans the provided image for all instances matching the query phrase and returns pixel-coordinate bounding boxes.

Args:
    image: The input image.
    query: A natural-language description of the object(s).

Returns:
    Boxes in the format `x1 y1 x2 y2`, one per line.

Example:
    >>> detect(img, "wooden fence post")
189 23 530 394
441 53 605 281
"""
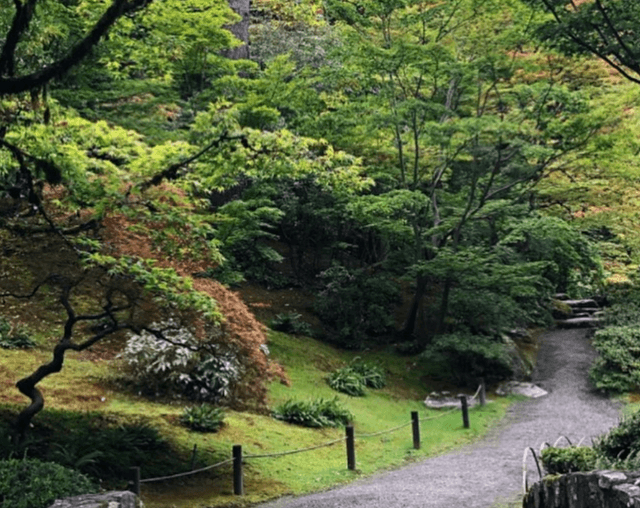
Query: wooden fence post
411 411 420 450
233 445 244 495
346 425 356 470
479 378 486 406
459 395 470 429
129 466 140 496
190 444 198 470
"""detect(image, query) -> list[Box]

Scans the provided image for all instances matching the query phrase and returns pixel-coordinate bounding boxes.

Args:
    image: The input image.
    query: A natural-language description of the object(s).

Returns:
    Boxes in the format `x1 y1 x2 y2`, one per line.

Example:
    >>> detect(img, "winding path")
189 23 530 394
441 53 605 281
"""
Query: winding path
259 328 621 508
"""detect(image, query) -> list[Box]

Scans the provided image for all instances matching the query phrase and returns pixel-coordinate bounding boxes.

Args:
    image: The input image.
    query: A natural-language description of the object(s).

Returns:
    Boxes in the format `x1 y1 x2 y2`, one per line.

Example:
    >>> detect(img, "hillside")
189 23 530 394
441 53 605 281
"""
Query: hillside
3 0 640 506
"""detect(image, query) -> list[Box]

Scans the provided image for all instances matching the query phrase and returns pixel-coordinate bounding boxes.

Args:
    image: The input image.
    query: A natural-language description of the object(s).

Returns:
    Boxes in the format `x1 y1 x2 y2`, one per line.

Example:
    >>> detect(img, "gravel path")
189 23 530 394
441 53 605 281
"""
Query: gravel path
259 328 621 508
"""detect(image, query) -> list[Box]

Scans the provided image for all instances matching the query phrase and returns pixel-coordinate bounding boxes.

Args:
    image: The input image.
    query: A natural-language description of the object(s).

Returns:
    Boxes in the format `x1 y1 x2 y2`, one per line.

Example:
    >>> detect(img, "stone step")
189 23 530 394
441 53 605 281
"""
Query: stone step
562 299 599 309
556 317 601 329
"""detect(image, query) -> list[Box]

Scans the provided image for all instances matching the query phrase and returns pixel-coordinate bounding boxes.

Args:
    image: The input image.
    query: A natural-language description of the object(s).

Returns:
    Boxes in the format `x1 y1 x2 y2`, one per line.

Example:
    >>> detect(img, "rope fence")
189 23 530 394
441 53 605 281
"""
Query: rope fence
128 381 488 497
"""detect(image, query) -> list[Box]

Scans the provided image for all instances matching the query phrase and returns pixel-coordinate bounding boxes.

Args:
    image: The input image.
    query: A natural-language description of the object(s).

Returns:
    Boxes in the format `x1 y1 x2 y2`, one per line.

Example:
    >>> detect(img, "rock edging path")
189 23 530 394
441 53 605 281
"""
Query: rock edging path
258 328 621 508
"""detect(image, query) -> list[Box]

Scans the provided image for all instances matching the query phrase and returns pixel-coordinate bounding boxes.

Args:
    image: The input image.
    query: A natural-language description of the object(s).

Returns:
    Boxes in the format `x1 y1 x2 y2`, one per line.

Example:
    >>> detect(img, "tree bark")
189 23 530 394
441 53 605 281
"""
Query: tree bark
223 0 251 60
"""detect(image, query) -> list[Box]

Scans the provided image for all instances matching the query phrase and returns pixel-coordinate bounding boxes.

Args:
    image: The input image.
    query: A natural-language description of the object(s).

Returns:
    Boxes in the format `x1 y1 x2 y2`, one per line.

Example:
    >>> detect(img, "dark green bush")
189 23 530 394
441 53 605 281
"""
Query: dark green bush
272 398 353 428
0 409 176 485
589 326 640 392
180 405 225 432
594 410 640 461
540 446 598 474
327 367 367 396
349 360 386 389
602 302 640 327
0 458 95 508
269 312 314 336
0 317 36 349
327 360 386 395
314 265 400 349
421 333 513 386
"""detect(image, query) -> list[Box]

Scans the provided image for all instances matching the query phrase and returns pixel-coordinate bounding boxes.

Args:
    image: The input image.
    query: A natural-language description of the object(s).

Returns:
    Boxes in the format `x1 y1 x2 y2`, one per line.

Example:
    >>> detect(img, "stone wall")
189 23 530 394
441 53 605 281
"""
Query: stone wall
523 471 640 508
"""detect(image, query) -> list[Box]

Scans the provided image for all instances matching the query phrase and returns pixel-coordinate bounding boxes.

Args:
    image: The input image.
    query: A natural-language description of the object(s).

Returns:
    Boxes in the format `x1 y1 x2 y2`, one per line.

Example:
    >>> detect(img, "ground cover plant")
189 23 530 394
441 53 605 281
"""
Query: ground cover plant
180 404 226 432
0 458 95 508
272 397 352 428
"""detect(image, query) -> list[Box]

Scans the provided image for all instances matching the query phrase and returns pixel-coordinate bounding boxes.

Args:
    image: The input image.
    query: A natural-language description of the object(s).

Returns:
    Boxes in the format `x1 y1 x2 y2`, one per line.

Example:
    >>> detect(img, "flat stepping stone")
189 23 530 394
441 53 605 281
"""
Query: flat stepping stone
495 381 547 398
424 392 479 409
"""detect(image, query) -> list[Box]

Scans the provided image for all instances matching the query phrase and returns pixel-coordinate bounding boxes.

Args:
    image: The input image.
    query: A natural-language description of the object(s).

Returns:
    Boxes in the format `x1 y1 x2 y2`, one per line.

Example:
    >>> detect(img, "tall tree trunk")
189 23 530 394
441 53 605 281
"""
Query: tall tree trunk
436 277 452 335
224 0 251 60
401 274 429 342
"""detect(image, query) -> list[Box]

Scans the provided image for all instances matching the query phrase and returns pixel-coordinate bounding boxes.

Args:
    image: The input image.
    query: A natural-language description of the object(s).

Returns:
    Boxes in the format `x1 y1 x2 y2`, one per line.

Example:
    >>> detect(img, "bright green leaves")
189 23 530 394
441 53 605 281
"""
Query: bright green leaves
82 253 223 324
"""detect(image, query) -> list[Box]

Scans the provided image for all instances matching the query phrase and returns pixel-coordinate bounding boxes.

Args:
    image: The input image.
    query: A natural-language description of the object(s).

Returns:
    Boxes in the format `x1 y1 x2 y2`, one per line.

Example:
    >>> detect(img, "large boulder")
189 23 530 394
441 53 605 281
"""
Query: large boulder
48 491 142 508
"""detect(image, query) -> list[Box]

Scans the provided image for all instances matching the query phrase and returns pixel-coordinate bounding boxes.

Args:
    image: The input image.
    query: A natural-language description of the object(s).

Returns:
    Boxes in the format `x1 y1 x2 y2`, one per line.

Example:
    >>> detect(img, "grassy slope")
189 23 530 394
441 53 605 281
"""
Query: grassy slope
0 328 512 508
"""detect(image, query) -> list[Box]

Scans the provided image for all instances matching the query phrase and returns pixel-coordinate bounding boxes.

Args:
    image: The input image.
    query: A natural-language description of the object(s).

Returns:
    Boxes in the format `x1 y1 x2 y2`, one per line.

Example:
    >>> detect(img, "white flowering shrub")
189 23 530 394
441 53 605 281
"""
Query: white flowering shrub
118 322 239 403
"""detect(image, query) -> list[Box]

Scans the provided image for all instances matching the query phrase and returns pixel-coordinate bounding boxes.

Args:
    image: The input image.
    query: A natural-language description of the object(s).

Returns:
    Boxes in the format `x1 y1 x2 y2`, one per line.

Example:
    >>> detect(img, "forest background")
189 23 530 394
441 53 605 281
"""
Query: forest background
2 0 640 507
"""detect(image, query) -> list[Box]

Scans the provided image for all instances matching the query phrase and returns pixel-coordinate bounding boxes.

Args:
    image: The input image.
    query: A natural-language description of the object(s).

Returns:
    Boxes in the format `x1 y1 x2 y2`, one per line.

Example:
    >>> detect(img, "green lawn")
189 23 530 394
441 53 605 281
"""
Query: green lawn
0 331 513 507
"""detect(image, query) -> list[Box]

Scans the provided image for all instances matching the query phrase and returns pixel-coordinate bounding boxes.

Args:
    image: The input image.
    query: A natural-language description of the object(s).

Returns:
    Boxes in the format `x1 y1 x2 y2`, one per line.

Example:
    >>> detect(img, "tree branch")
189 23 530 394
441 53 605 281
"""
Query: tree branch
0 0 153 96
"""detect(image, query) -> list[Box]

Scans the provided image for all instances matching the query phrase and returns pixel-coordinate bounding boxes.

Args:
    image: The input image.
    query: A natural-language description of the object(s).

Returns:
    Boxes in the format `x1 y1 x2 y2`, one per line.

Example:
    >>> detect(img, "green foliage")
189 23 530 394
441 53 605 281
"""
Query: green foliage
348 360 386 389
525 0 640 83
589 326 640 392
594 411 640 461
602 301 640 328
272 397 353 428
211 198 286 286
269 313 314 337
83 254 224 324
118 322 240 403
0 458 95 508
327 368 367 397
540 446 598 474
0 409 182 486
0 317 36 350
422 333 514 386
180 404 225 433
500 216 602 294
327 359 386 396
315 265 400 349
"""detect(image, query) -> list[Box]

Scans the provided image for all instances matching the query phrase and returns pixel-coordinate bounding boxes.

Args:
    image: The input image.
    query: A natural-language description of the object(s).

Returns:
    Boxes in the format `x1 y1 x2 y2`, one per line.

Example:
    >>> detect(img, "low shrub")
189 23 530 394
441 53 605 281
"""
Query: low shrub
327 360 387 396
0 409 176 485
269 312 314 337
0 458 95 508
594 410 640 461
589 326 640 392
272 398 353 428
327 367 367 396
540 446 598 474
180 405 225 432
117 322 239 403
349 360 386 389
602 302 640 327
0 317 36 349
421 333 513 386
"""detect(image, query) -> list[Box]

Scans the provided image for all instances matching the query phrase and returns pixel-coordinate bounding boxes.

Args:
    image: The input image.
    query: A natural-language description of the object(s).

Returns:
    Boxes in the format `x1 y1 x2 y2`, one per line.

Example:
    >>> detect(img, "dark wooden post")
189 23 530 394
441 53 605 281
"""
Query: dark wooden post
129 466 140 496
346 425 356 470
479 378 486 406
411 411 420 450
233 445 244 495
190 444 198 470
460 395 470 429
